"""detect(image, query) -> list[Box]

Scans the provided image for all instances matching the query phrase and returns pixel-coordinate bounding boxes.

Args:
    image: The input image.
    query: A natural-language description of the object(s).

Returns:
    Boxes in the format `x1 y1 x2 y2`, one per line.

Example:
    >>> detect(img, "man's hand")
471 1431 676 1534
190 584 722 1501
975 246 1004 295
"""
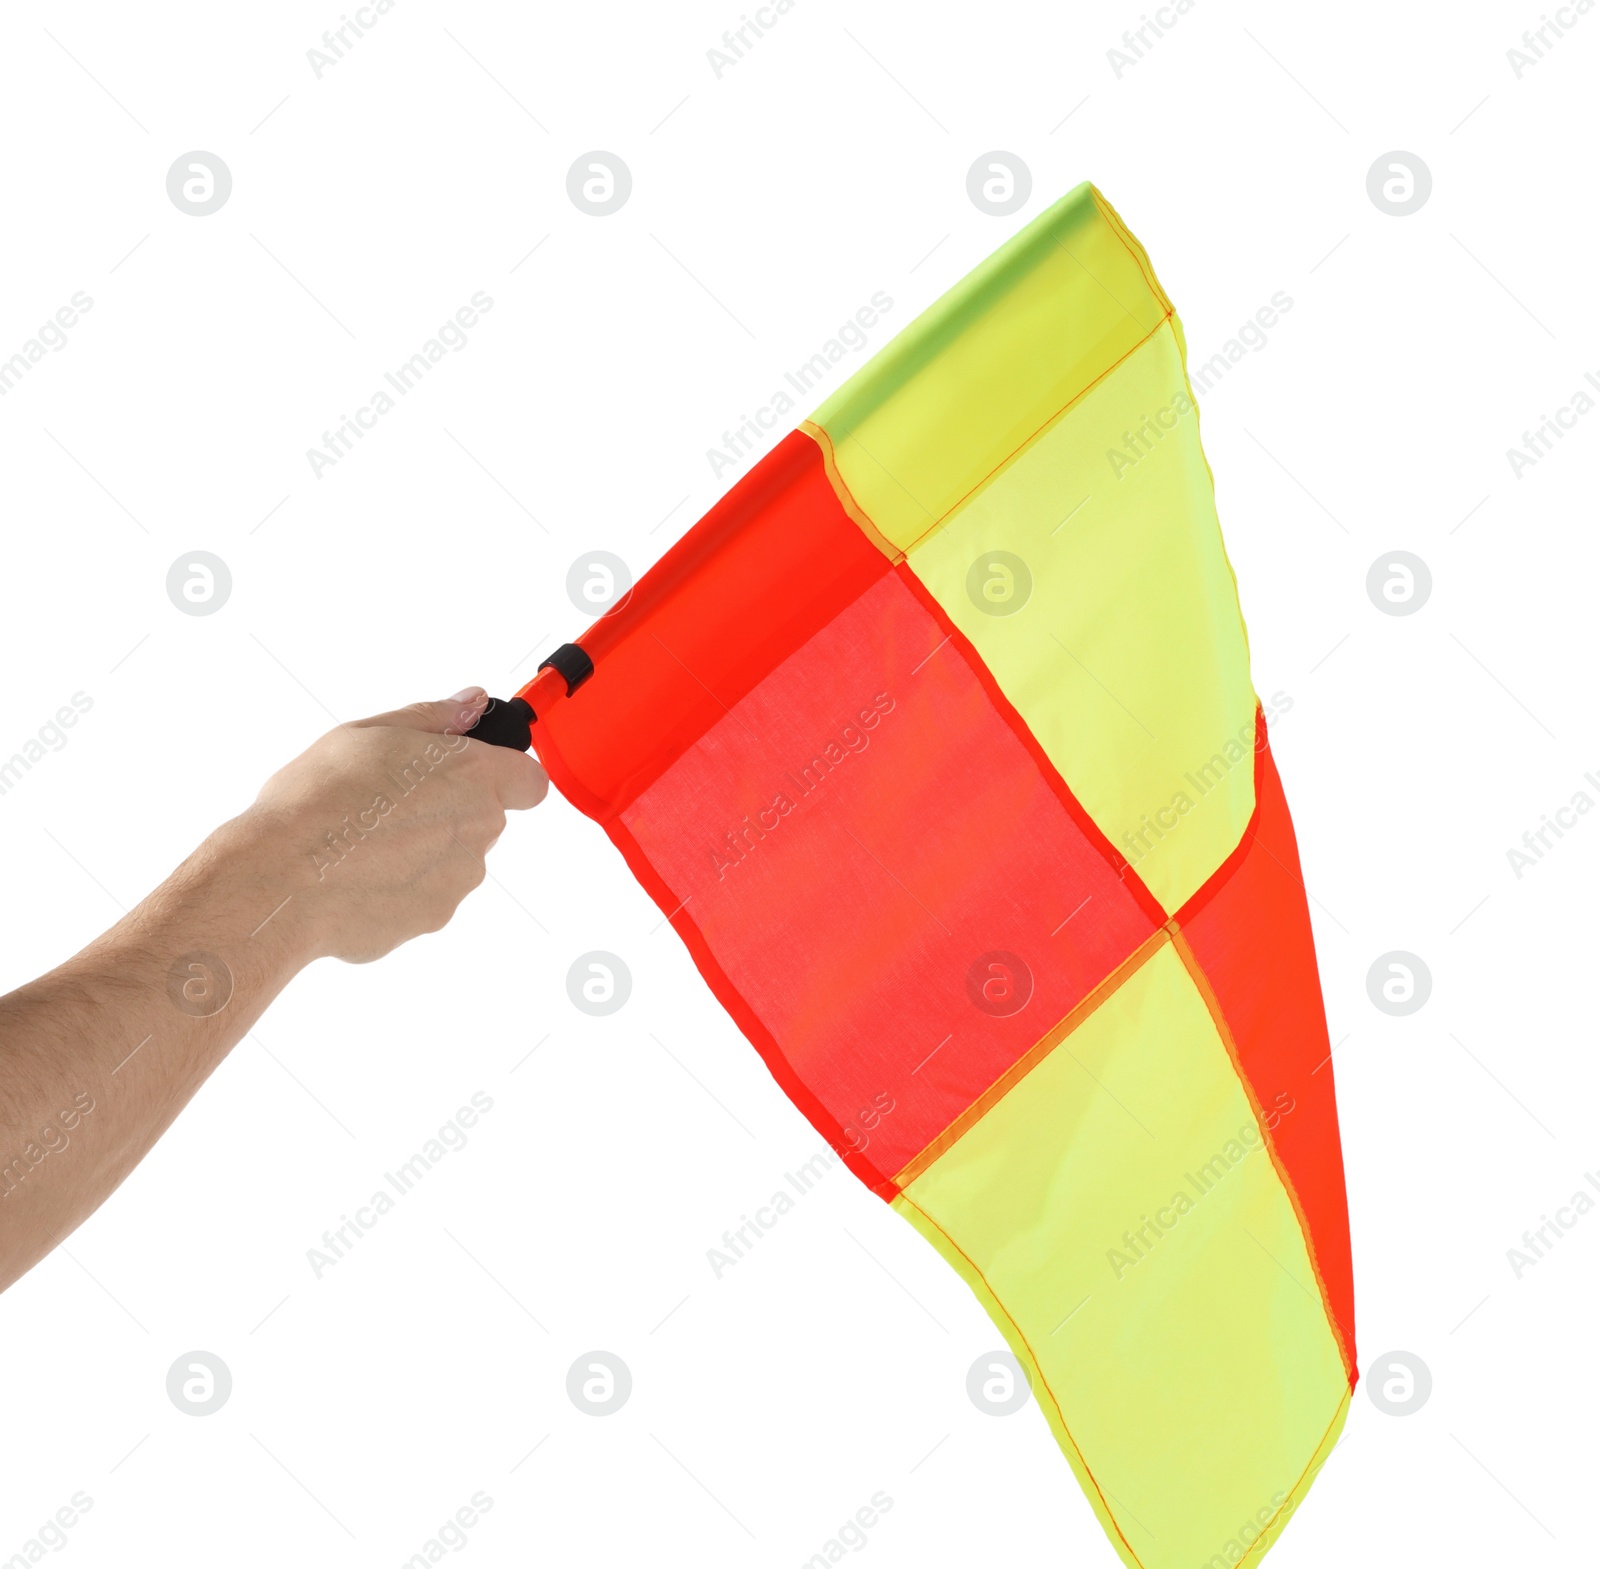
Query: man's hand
0 689 548 1294
251 688 548 963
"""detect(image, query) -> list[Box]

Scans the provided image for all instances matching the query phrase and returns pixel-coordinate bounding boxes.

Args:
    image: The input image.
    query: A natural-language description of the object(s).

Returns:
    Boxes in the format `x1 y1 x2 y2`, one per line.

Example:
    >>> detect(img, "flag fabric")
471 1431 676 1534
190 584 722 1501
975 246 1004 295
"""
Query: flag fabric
532 183 1355 1569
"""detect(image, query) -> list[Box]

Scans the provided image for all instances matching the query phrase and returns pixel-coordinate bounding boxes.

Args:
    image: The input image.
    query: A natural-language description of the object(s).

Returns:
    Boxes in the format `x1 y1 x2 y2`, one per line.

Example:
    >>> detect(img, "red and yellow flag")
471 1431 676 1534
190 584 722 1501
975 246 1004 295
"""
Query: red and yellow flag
529 182 1355 1569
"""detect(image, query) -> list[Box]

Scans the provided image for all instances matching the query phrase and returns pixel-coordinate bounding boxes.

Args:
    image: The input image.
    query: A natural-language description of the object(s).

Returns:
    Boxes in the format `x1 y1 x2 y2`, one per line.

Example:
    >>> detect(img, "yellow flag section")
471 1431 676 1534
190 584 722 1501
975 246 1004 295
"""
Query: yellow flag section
894 938 1350 1569
806 184 1257 913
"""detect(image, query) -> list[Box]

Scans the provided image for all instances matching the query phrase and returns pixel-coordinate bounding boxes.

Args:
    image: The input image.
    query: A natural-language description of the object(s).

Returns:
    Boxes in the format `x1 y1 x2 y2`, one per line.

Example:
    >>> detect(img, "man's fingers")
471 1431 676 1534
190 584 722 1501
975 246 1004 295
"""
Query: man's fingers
350 687 488 736
341 688 548 807
479 746 550 810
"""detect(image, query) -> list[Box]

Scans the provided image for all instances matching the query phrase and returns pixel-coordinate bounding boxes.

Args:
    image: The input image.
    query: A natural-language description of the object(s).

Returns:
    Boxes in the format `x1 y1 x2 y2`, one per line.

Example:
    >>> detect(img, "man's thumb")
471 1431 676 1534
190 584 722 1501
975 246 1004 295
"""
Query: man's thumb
348 687 488 736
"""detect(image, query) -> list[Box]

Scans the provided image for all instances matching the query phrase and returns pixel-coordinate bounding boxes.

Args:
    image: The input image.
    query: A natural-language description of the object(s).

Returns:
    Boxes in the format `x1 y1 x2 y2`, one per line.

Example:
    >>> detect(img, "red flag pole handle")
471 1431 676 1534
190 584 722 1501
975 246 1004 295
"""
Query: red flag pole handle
465 642 593 751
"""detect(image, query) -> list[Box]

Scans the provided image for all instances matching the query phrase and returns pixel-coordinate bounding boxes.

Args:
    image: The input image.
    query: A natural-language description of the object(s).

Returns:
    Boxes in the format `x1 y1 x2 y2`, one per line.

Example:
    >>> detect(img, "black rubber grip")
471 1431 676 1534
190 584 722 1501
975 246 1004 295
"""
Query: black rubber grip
464 696 534 752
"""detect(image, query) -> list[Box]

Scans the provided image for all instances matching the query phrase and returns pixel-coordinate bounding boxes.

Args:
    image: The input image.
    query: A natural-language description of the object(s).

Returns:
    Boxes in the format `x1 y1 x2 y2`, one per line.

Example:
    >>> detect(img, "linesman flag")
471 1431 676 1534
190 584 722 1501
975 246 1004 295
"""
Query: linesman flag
475 182 1356 1569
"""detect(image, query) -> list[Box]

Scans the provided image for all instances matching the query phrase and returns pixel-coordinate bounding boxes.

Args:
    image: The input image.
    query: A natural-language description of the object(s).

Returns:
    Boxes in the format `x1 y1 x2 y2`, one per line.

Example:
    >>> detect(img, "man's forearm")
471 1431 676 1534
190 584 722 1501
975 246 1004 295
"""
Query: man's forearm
0 690 545 1295
0 810 311 1292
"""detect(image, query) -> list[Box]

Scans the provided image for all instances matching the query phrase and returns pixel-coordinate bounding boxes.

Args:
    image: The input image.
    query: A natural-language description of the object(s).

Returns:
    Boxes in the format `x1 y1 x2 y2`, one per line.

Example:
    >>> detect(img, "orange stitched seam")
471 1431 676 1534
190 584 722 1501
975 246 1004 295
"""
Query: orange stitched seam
808 310 1173 560
798 419 903 563
1170 926 1357 1386
894 1191 1150 1569
1089 187 1175 315
1234 1387 1352 1568
896 1200 1351 1569
892 928 1170 1188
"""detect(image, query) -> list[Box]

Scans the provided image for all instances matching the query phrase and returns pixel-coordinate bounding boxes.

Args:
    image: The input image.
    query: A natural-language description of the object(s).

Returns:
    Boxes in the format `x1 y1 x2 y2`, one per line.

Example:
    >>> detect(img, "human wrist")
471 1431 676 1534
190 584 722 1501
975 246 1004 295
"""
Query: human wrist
165 806 326 984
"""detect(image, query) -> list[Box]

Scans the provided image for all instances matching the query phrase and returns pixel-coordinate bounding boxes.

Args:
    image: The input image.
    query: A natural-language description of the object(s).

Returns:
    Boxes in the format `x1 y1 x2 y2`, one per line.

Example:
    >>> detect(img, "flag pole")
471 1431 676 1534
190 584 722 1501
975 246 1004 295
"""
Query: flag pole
464 642 592 751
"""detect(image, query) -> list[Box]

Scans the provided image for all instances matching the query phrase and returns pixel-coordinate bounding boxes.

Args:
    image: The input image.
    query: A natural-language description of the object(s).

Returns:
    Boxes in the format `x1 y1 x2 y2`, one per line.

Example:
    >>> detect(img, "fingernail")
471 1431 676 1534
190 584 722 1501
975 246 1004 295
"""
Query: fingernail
451 687 487 706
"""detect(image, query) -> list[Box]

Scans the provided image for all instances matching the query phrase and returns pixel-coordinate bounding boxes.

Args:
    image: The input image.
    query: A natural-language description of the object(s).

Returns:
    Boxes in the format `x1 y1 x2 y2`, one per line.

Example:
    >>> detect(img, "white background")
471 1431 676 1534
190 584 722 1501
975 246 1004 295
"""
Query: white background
1 0 1594 1564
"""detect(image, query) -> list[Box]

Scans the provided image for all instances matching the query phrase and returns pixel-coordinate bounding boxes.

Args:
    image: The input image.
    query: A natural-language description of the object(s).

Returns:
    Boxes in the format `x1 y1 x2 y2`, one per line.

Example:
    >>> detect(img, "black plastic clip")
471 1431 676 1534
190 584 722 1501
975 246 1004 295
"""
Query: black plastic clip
538 642 595 695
